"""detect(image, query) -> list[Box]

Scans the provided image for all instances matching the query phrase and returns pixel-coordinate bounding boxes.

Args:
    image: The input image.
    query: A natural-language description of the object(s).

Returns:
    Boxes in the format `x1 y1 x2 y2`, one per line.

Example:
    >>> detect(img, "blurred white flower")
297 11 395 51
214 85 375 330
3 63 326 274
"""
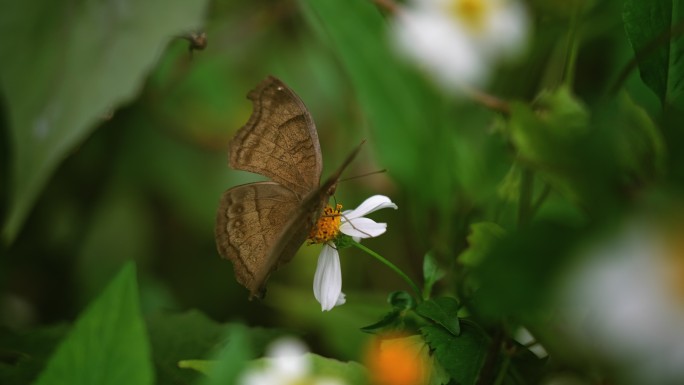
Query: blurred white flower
239 337 345 385
392 0 530 91
311 195 398 311
514 327 548 359
557 221 684 384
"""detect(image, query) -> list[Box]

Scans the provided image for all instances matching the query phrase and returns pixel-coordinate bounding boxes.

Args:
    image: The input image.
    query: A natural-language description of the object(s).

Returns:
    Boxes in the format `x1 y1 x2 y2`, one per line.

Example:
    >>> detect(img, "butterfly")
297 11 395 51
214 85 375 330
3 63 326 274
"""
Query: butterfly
215 76 362 299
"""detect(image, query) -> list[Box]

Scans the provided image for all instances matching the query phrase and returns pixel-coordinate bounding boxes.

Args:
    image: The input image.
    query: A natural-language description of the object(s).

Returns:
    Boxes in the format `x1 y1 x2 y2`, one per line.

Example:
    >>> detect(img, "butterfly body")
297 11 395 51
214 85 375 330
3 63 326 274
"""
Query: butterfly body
215 76 361 299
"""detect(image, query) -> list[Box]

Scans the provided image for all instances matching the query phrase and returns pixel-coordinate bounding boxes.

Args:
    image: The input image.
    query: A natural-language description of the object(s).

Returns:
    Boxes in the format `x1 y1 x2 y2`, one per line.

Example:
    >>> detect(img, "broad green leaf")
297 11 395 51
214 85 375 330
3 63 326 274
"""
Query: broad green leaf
33 262 153 385
459 222 507 267
146 310 286 385
201 324 252 385
146 310 234 385
309 353 369 385
422 253 445 299
0 0 208 243
421 322 489 385
415 297 461 336
623 0 684 108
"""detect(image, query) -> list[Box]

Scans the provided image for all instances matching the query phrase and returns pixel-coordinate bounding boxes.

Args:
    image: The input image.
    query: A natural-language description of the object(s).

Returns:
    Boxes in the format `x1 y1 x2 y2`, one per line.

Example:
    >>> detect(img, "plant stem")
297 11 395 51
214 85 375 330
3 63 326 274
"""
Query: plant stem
352 241 423 301
517 167 534 227
493 353 512 385
531 182 551 215
562 6 580 89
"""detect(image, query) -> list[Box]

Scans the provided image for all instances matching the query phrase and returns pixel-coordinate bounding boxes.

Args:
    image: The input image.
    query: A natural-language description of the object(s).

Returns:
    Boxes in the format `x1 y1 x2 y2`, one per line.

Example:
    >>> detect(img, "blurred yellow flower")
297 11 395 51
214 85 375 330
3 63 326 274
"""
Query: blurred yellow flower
365 334 432 385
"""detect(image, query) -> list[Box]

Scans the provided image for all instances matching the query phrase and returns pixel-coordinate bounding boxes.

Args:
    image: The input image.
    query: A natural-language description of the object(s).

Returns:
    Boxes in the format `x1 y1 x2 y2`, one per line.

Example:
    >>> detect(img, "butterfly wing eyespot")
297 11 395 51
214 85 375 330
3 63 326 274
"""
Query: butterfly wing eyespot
215 182 301 298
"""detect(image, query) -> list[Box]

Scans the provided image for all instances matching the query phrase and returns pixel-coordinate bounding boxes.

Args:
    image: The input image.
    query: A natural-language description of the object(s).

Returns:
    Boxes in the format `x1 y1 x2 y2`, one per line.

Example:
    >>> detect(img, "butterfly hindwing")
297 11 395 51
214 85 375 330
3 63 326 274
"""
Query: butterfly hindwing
215 181 300 298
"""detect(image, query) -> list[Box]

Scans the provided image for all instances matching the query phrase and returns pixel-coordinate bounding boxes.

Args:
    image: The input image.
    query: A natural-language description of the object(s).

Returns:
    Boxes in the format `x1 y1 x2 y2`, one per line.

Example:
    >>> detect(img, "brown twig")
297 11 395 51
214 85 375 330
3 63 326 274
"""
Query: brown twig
463 85 512 116
372 0 398 14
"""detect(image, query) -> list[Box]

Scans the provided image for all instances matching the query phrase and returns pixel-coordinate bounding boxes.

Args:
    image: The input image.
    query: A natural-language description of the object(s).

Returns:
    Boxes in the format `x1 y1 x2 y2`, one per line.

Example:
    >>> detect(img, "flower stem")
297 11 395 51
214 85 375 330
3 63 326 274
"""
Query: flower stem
352 241 423 301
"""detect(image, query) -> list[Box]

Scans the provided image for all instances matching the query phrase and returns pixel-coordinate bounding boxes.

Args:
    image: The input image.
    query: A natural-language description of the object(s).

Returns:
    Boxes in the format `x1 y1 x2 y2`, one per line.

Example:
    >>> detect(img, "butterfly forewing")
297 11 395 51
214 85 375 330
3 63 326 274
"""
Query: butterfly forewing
229 76 323 199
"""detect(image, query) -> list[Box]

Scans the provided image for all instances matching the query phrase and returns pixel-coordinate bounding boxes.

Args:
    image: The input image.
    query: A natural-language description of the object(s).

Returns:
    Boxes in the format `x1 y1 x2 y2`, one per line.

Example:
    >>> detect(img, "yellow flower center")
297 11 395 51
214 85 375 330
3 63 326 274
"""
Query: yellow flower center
308 204 343 244
449 0 491 33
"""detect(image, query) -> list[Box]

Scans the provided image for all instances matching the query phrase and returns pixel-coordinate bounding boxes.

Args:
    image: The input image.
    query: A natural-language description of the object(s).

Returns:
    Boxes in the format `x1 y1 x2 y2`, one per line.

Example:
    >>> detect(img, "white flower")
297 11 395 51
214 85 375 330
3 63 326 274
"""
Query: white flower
557 222 684 384
313 195 398 311
239 337 345 385
392 0 529 91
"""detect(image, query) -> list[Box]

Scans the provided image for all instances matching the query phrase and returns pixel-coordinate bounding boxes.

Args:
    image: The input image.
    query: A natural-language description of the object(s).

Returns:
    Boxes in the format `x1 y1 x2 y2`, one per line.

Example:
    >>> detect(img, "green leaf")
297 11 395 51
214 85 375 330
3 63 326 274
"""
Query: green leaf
146 310 287 385
177 360 215 375
361 292 421 334
459 222 507 267
509 87 619 211
428 357 450 385
422 253 445 299
388 291 416 311
360 311 402 334
309 353 369 385
201 324 253 385
623 0 684 108
33 262 153 385
415 298 461 336
597 92 666 182
0 0 208 243
421 322 489 385
146 310 233 385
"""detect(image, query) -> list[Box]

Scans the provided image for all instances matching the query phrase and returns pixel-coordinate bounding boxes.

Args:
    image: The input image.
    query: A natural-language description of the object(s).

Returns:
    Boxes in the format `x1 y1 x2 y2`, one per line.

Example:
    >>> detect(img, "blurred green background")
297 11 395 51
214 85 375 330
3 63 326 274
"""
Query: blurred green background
2 0 683 383
0 0 433 364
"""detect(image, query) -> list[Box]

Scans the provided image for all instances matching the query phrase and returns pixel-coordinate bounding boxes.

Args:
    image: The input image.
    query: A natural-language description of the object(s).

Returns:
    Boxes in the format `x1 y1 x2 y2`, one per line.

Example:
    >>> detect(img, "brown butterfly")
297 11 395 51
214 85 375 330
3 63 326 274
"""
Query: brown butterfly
215 76 362 299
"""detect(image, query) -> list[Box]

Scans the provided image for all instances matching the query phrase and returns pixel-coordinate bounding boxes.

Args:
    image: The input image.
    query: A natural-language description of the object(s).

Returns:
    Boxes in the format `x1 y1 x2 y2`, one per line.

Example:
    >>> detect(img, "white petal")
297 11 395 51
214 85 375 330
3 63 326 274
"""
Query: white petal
392 7 487 89
342 195 397 220
340 217 387 239
313 245 343 311
480 1 529 59
268 338 310 377
335 292 347 307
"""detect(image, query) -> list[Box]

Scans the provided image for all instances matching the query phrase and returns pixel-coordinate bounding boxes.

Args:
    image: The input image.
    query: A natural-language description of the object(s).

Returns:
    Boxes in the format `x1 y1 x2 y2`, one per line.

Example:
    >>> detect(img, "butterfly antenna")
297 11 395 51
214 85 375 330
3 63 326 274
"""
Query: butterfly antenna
338 169 387 184
330 140 366 179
